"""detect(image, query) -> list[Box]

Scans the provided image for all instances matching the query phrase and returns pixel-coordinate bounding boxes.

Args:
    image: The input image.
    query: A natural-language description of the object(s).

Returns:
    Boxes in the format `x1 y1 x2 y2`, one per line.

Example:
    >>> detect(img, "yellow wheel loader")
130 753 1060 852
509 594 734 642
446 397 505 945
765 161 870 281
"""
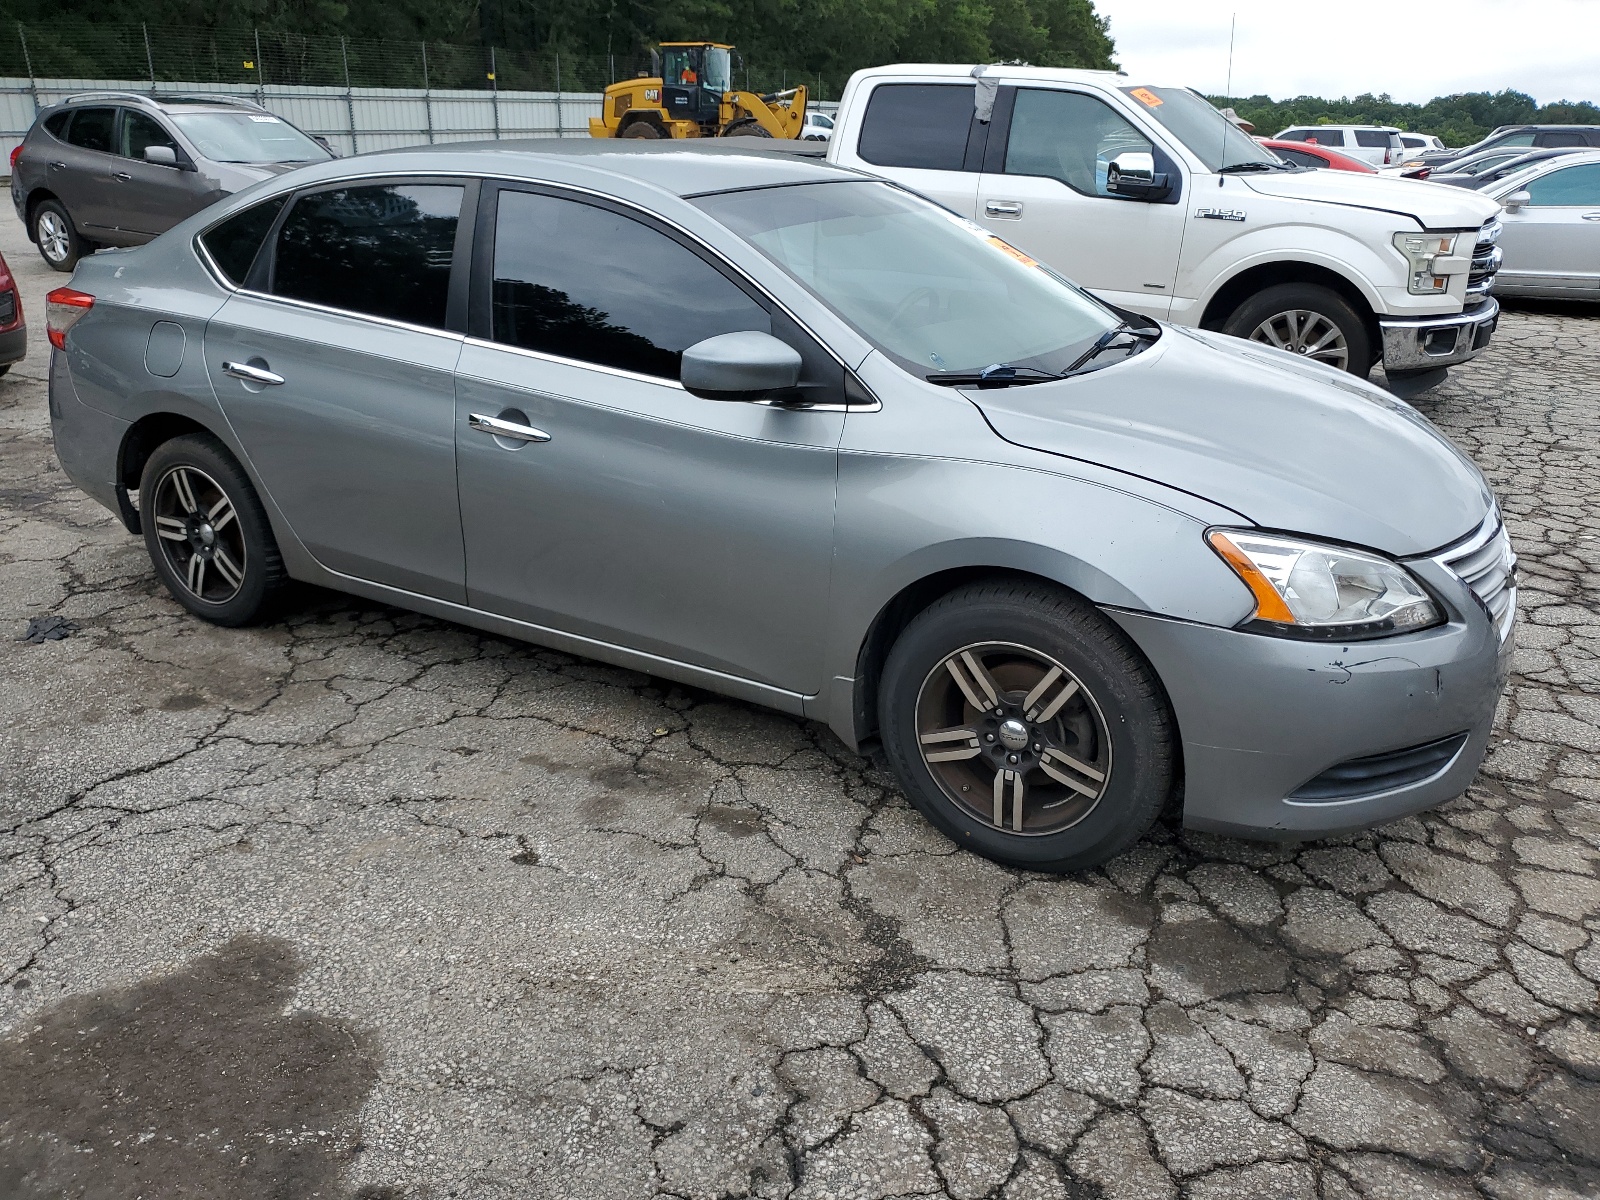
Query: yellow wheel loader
588 42 807 140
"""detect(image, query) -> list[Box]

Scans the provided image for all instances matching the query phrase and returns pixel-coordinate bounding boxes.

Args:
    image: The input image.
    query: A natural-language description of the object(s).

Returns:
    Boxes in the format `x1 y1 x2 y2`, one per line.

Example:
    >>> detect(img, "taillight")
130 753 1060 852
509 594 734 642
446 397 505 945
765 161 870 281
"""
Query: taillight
8 144 21 170
1384 148 1392 164
46 286 93 350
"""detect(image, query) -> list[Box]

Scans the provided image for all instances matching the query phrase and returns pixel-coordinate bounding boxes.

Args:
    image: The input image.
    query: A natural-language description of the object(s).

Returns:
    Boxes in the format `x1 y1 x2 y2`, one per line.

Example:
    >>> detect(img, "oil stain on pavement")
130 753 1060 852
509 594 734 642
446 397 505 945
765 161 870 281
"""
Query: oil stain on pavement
0 935 387 1199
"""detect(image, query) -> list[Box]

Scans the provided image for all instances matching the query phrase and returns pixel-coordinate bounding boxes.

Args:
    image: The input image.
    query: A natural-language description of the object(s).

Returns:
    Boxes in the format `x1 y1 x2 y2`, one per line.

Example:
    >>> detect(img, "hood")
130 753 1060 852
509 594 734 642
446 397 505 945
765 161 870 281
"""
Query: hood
966 327 1491 557
1240 168 1500 228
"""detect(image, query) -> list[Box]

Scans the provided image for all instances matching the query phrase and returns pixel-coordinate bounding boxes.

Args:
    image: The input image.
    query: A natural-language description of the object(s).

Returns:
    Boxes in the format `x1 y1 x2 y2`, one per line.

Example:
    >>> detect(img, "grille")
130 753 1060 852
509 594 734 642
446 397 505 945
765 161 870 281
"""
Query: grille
1289 733 1470 801
1435 509 1517 642
1468 217 1501 299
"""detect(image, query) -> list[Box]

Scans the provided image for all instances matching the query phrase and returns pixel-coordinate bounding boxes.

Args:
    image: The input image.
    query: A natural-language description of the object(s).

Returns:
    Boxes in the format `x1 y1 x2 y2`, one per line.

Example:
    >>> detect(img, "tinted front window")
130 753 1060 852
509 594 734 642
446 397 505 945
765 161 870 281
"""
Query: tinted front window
64 108 115 152
1303 129 1345 146
201 196 286 285
1524 163 1600 206
121 110 177 159
169 111 328 164
858 84 974 170
272 184 462 327
491 191 769 379
1274 147 1325 168
1006 89 1154 196
697 181 1119 377
1497 133 1537 147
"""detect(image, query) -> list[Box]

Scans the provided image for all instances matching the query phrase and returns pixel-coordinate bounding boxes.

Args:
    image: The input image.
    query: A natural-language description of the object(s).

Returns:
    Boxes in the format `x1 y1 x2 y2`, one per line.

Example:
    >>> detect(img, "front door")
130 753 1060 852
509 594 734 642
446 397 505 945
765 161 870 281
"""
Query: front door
1498 161 1600 293
113 108 205 237
976 87 1186 317
454 185 843 694
204 179 471 600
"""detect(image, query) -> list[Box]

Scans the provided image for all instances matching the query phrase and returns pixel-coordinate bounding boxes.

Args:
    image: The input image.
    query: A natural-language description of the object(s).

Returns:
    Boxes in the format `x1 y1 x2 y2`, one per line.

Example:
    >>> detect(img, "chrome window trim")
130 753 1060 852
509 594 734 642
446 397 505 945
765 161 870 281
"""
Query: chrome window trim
190 166 880 410
1426 506 1517 643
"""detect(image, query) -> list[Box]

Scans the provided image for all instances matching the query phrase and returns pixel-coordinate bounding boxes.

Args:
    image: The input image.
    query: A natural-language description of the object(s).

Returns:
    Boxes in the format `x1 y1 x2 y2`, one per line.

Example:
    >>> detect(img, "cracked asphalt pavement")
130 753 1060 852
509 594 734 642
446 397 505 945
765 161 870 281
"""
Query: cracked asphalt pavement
2 207 1599 1200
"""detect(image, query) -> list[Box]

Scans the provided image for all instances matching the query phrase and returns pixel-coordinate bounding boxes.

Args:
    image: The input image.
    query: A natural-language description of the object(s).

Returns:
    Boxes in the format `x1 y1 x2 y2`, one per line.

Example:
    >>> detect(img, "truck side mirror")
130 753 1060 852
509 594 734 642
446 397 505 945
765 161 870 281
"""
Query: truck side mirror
1106 151 1171 201
1501 190 1531 213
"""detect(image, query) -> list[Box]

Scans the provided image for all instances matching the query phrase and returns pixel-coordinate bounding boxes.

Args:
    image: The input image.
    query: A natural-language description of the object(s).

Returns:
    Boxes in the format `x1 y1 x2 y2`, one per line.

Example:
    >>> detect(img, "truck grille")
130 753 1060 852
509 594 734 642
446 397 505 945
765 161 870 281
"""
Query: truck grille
1467 217 1501 300
1289 732 1470 801
1434 508 1516 642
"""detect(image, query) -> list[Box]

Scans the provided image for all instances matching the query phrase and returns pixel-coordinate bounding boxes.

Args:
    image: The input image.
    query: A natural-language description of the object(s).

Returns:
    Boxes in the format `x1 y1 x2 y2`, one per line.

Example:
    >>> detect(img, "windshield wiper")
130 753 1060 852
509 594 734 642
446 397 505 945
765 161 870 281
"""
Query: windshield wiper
926 363 1068 389
1063 322 1160 372
1218 160 1292 174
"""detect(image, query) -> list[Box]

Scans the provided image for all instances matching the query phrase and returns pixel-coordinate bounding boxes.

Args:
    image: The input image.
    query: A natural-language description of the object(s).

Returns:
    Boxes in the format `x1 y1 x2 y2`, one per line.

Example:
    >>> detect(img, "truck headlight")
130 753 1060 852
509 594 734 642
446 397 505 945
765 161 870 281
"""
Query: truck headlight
1208 530 1443 639
1393 231 1462 295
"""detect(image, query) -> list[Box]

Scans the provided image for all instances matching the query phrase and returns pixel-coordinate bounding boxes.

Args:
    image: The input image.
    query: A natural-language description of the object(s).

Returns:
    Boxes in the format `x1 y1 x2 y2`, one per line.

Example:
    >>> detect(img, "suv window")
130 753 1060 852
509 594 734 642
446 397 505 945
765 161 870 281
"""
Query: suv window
1005 90 1154 197
490 190 769 380
858 84 975 171
64 107 115 153
121 110 178 160
1400 135 1425 149
1523 163 1600 206
1497 132 1537 147
201 196 287 286
1537 131 1587 147
42 111 71 138
271 183 463 328
1302 129 1344 146
1354 130 1395 148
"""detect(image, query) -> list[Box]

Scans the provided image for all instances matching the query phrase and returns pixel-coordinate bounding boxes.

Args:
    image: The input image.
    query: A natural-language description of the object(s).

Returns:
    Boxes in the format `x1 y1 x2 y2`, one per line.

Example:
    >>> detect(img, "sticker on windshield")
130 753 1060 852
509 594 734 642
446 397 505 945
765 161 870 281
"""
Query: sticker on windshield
987 237 1040 269
1128 87 1164 108
247 114 281 122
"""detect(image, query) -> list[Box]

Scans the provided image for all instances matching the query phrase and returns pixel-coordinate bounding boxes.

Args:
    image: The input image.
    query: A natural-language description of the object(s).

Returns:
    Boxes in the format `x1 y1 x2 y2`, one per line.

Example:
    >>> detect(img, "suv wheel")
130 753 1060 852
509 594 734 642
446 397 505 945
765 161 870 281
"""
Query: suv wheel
1222 282 1373 377
879 581 1175 872
33 200 83 273
139 433 288 626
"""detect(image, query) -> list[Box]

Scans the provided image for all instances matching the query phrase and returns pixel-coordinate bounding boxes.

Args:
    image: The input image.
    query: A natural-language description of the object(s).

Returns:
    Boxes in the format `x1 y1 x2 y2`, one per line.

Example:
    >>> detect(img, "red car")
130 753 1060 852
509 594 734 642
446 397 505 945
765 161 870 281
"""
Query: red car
0 250 24 376
1258 138 1380 174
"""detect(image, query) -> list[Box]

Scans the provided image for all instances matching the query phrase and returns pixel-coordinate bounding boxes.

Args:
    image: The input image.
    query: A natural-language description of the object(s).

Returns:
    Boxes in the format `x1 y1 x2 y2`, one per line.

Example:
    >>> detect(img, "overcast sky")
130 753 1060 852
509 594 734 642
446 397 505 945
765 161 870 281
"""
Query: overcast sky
1094 0 1597 104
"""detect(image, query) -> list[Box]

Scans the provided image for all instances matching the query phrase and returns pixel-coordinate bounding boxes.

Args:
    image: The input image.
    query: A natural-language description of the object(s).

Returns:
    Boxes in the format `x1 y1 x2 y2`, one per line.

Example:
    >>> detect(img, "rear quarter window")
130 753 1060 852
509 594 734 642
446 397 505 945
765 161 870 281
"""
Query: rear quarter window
857 83 975 171
200 196 287 286
42 111 71 138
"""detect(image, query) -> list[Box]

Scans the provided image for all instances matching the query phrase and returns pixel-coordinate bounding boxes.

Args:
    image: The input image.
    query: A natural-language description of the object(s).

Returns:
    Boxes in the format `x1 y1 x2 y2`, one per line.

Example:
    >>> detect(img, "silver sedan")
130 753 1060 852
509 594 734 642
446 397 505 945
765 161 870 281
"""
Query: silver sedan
45 143 1513 870
1484 149 1600 297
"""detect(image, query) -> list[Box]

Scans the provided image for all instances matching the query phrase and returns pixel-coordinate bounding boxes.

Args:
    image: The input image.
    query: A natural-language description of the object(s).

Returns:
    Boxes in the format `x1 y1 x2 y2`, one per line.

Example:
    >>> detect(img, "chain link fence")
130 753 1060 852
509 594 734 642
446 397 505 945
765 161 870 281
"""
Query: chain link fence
0 22 836 158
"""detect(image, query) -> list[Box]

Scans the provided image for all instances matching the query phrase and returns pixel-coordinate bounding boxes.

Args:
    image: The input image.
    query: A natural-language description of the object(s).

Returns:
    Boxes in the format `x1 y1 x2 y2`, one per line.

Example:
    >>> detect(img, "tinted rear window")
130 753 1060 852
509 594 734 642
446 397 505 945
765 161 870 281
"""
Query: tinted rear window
42 111 70 137
1355 130 1396 148
271 183 463 328
1302 129 1344 146
201 196 286 286
64 107 115 152
858 83 974 171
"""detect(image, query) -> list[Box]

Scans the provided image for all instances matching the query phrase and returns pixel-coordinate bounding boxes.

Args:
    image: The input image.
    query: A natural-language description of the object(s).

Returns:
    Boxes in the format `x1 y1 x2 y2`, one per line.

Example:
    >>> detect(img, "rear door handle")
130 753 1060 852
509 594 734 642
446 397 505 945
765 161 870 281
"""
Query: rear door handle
1583 212 1600 221
48 161 65 171
221 360 285 385
113 171 132 182
985 200 1024 218
469 412 551 443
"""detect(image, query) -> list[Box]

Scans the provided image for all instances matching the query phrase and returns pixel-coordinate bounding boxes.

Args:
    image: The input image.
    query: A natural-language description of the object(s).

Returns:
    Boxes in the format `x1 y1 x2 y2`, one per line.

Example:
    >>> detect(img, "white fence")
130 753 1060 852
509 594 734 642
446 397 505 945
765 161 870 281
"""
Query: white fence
0 77 608 160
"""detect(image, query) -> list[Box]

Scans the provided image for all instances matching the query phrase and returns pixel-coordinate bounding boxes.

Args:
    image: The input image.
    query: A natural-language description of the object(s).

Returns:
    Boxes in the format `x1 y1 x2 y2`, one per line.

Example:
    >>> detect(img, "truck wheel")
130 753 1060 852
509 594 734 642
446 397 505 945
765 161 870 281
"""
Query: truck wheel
878 580 1175 872
1222 283 1373 377
620 122 662 139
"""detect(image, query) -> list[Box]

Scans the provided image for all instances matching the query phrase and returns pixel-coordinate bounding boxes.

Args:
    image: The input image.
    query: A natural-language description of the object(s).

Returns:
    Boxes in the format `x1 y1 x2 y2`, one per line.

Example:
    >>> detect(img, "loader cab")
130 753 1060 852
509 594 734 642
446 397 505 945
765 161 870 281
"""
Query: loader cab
660 43 733 129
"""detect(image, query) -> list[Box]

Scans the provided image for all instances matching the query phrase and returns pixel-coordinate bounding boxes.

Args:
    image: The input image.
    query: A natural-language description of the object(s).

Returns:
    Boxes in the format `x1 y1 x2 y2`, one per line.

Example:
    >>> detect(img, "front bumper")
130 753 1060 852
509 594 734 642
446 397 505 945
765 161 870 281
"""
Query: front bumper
1378 297 1499 373
1108 564 1512 839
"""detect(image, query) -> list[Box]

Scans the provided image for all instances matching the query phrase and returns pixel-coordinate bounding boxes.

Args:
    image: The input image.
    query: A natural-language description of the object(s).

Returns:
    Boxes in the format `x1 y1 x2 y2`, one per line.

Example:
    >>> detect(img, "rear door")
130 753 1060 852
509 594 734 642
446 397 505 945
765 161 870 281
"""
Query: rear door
851 82 984 218
52 106 121 235
204 178 472 600
975 86 1185 317
1497 162 1600 293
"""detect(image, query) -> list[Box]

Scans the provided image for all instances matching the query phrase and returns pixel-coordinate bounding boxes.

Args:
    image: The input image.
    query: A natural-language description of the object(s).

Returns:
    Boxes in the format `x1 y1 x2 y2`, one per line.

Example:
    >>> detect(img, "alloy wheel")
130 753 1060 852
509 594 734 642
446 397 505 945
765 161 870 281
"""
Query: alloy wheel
914 641 1113 835
1248 308 1350 370
151 465 248 604
37 210 70 264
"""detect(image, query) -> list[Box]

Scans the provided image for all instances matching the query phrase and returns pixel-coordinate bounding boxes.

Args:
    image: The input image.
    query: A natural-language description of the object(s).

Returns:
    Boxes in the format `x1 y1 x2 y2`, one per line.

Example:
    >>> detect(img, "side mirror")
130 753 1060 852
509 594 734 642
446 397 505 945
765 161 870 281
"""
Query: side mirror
1502 190 1531 212
143 144 177 166
1106 150 1171 201
681 332 802 401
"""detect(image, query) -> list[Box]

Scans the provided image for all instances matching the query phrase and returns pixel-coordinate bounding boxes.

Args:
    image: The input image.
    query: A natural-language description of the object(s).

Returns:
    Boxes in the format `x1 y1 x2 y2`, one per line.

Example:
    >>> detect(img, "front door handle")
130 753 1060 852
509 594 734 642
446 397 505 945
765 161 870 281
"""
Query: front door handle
985 200 1024 218
469 412 551 443
113 171 132 182
221 360 285 385
1583 212 1600 221
48 161 65 171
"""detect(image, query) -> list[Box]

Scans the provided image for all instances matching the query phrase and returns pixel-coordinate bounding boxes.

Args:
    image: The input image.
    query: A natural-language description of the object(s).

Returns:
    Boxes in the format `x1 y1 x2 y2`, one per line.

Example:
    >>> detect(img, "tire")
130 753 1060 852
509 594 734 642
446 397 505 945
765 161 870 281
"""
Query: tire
619 122 663 139
139 433 287 627
33 199 83 273
723 119 773 138
879 580 1175 872
1221 282 1373 377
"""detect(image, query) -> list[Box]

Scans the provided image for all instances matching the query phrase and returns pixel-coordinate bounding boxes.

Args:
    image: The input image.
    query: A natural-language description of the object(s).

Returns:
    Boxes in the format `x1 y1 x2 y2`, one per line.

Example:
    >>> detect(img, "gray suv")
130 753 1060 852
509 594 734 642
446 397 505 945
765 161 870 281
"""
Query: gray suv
44 143 1515 870
10 92 331 272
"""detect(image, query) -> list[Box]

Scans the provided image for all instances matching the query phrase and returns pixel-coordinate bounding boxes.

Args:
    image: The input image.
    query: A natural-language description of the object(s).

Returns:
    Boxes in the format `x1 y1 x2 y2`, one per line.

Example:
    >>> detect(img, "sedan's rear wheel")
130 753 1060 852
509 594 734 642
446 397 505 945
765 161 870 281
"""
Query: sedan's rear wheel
880 581 1175 871
140 433 287 626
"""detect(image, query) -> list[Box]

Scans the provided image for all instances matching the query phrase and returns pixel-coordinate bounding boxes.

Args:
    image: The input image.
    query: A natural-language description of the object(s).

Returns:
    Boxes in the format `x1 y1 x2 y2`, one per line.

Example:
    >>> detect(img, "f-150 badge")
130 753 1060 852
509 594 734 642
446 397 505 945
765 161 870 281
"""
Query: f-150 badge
1195 207 1247 222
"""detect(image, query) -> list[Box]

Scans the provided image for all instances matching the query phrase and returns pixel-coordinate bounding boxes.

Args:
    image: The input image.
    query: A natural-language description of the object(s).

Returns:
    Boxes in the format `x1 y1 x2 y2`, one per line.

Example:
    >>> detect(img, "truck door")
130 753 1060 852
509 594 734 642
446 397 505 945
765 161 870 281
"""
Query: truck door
975 87 1185 318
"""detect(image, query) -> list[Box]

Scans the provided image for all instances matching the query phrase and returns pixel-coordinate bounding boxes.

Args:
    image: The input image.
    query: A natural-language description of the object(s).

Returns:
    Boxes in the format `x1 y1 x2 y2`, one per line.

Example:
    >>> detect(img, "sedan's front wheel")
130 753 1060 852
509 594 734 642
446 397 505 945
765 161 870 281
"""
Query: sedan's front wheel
880 581 1175 871
139 433 287 626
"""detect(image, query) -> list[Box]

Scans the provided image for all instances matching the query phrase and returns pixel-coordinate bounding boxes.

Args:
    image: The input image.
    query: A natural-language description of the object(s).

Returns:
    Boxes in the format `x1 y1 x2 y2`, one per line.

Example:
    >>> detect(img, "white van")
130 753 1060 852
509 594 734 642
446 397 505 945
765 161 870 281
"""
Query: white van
1274 125 1405 167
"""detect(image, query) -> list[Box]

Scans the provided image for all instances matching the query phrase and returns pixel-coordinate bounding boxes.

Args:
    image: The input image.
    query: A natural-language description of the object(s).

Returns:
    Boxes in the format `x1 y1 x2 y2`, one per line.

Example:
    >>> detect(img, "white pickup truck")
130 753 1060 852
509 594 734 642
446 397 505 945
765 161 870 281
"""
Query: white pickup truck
820 65 1503 387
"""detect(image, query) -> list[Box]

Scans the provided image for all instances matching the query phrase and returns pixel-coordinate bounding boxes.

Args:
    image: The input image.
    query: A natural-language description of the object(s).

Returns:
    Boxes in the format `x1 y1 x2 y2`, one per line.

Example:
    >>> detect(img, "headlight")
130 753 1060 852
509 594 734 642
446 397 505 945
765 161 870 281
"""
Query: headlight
1208 530 1442 639
1393 231 1463 295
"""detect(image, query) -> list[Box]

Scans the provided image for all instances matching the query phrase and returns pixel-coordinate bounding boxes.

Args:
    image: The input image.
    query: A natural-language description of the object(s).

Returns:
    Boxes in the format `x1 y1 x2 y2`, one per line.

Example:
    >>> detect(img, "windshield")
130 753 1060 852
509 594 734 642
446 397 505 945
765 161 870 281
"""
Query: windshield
695 181 1120 377
169 111 328 164
1119 86 1272 171
702 47 732 94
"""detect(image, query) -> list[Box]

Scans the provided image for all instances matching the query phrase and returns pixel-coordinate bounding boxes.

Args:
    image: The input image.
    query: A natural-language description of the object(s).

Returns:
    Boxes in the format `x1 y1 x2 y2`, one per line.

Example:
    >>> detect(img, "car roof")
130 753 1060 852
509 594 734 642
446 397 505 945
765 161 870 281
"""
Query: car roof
339 139 862 198
851 63 1139 87
1482 147 1600 192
